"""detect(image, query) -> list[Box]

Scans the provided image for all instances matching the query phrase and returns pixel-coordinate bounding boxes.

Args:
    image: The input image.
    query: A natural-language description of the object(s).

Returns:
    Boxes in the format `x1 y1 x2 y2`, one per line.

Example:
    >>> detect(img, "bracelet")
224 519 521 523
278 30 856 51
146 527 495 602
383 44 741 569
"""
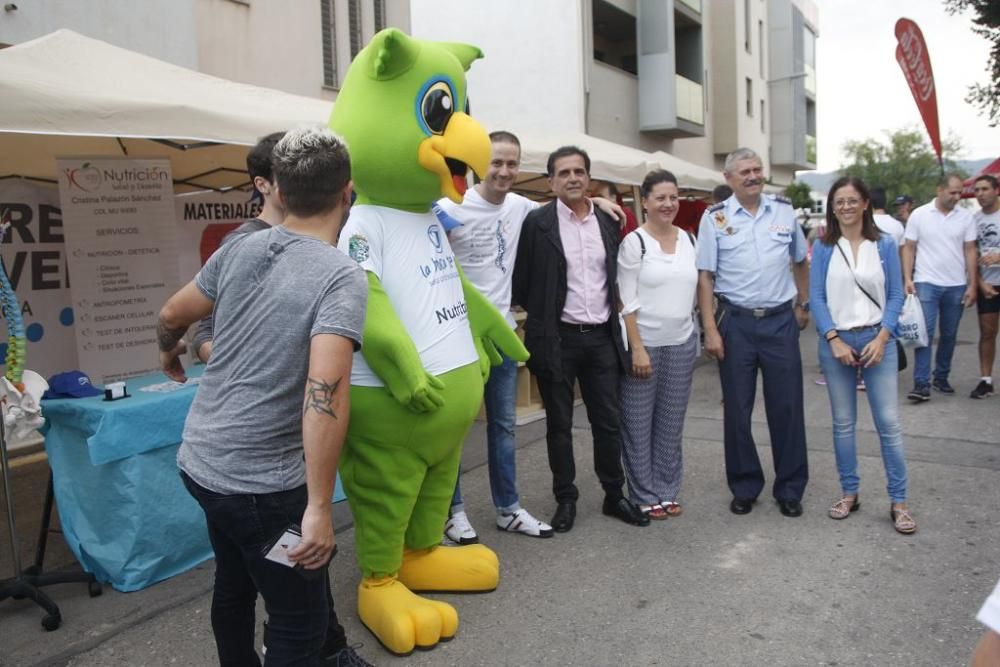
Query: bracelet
826 333 840 342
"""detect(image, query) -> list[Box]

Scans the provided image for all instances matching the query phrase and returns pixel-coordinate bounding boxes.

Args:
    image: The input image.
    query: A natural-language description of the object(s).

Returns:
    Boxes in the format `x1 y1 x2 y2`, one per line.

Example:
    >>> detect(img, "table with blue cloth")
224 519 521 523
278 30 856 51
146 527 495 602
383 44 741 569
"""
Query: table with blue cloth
40 367 350 593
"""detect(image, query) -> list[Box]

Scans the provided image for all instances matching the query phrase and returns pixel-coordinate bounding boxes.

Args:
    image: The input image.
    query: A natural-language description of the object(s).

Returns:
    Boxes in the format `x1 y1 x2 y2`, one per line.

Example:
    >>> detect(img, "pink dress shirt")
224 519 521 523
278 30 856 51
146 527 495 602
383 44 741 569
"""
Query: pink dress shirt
557 198 610 325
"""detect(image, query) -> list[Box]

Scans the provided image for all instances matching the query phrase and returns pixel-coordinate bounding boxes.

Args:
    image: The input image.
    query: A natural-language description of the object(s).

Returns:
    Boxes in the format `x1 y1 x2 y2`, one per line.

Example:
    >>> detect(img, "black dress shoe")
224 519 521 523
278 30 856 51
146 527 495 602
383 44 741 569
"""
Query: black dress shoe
550 502 576 533
602 497 650 527
730 497 755 515
777 499 803 517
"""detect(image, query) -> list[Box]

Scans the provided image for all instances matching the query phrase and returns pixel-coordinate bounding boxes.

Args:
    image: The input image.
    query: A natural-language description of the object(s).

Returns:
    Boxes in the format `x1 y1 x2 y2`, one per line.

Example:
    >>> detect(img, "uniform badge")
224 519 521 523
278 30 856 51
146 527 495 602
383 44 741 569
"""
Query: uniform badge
348 234 370 263
714 210 727 228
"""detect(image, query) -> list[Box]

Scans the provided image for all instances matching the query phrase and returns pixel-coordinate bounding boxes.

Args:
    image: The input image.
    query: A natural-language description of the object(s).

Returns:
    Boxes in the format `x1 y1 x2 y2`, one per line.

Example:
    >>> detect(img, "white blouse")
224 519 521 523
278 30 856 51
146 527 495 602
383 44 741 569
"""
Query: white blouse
617 227 698 347
825 238 884 330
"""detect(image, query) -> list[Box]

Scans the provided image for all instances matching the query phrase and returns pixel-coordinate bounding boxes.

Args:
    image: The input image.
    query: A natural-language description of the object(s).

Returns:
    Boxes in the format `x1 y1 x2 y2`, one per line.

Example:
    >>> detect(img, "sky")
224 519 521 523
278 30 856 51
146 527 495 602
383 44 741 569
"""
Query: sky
815 0 1000 172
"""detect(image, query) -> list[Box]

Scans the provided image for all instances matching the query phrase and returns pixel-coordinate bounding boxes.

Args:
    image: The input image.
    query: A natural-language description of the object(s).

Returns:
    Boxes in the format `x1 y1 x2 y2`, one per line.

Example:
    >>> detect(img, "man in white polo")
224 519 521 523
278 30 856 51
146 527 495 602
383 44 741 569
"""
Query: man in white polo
901 173 978 402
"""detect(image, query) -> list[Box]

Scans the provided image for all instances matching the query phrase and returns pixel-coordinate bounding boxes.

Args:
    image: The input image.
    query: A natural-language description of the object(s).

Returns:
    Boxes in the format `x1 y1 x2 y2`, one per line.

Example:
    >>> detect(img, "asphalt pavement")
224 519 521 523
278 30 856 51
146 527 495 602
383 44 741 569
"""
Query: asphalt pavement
1 314 998 666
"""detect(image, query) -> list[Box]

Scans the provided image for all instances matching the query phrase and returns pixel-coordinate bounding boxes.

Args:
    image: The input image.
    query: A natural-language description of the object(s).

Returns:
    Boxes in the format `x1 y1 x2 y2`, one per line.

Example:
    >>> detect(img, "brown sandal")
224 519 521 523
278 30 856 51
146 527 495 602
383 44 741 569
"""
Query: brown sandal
662 502 683 517
891 506 916 534
646 504 669 520
828 496 860 520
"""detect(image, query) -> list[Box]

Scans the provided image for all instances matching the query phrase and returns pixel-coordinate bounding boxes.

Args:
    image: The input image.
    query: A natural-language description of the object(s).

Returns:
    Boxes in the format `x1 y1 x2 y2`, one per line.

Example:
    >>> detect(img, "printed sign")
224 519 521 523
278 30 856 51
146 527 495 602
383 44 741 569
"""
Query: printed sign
57 157 180 383
174 189 260 284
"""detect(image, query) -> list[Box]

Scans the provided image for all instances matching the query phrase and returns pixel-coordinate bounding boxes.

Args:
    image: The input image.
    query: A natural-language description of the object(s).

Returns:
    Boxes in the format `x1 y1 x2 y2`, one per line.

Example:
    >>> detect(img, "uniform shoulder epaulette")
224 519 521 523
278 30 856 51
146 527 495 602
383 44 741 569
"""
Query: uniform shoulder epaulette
707 202 725 213
770 194 793 206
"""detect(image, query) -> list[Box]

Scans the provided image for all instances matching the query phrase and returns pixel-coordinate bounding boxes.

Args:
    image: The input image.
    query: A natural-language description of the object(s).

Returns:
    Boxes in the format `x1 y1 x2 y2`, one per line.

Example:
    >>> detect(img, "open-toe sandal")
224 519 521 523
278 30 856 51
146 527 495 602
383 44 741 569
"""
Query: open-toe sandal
891 506 916 534
828 496 860 520
662 502 683 517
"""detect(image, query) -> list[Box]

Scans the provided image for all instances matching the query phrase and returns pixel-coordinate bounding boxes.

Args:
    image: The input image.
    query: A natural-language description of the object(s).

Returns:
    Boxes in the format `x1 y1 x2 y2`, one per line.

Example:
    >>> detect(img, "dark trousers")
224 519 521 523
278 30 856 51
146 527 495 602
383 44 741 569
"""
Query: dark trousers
181 473 347 667
717 306 809 501
534 323 626 504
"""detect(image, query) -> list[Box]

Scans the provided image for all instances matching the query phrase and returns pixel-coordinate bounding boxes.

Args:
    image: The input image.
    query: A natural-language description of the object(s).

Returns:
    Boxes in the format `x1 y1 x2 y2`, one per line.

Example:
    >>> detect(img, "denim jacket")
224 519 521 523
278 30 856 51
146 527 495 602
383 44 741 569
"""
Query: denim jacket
809 235 904 338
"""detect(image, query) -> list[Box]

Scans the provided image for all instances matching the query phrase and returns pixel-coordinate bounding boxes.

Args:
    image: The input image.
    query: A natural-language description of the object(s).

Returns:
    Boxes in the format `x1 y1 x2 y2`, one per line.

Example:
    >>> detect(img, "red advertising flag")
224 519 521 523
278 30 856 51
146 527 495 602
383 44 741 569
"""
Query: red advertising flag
894 18 942 163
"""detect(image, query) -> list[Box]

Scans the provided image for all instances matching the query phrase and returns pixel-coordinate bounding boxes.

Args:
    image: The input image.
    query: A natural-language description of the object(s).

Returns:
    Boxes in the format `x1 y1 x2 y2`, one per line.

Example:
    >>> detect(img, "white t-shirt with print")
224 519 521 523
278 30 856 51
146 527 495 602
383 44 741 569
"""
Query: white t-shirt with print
338 205 478 387
437 189 538 328
903 202 977 286
976 209 1000 286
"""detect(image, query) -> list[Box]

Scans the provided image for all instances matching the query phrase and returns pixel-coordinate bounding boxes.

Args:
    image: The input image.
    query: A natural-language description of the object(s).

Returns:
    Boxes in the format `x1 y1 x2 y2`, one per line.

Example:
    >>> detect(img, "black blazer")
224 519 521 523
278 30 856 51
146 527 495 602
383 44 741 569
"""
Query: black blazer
512 200 627 381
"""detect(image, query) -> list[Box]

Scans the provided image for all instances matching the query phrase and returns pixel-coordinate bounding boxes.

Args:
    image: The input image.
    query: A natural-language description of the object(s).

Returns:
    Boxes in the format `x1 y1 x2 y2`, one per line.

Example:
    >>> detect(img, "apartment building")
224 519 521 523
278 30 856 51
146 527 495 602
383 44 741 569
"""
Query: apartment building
0 0 817 186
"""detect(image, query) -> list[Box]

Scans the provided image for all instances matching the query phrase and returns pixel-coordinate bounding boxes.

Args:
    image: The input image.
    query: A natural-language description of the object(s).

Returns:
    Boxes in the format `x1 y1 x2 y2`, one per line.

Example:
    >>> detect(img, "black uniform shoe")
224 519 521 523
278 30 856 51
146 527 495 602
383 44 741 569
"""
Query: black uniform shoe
550 502 576 533
602 497 650 526
730 497 755 515
777 499 803 517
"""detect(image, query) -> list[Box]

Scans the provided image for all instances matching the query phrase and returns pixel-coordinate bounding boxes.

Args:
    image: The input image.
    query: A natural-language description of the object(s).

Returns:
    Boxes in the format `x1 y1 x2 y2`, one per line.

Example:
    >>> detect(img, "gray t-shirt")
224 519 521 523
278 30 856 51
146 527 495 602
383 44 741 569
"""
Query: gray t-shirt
178 225 367 495
977 209 1000 285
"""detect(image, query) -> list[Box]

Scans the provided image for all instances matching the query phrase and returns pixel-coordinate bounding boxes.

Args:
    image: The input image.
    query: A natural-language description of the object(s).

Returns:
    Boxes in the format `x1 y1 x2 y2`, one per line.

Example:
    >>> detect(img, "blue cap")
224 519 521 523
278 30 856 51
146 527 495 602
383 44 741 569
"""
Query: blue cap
43 371 103 399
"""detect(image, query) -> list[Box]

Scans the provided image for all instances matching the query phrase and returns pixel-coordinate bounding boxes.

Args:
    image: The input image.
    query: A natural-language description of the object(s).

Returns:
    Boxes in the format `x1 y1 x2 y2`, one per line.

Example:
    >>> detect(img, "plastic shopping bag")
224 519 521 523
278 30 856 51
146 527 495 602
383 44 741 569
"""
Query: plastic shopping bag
897 294 928 348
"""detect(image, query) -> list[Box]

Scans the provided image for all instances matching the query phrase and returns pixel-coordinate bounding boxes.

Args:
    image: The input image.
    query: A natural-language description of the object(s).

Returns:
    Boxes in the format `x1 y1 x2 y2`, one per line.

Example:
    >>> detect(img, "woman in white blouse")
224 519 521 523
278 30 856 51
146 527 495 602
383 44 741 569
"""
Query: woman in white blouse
809 176 915 534
617 170 699 520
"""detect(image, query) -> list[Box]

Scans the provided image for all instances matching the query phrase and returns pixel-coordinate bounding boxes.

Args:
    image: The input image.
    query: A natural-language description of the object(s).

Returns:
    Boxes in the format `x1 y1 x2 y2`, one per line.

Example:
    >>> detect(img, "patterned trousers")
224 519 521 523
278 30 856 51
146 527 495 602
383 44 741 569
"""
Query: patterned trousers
620 334 698 506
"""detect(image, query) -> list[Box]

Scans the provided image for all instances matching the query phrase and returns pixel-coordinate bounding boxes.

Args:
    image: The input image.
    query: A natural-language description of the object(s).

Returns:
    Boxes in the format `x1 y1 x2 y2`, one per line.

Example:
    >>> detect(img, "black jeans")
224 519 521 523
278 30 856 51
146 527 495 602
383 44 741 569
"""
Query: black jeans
534 323 626 504
181 472 347 667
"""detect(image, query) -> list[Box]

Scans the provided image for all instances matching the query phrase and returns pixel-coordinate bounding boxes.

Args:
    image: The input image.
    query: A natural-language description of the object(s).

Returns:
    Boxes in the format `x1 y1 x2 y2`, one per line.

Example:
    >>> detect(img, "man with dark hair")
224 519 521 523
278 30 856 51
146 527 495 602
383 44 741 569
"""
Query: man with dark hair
191 131 286 362
157 127 372 666
902 173 978 402
512 145 649 533
971 174 1000 398
712 184 733 204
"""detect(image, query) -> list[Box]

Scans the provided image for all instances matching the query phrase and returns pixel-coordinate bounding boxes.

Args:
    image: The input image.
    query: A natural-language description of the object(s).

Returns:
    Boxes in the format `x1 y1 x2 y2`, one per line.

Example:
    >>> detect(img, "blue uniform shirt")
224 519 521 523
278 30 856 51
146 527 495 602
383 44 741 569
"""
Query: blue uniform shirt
696 194 807 308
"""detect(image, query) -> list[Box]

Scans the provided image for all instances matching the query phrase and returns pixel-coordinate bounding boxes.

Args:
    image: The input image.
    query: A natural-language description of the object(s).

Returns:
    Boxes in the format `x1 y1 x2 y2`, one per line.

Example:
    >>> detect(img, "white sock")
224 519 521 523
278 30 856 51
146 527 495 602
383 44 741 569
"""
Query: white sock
983 377 993 385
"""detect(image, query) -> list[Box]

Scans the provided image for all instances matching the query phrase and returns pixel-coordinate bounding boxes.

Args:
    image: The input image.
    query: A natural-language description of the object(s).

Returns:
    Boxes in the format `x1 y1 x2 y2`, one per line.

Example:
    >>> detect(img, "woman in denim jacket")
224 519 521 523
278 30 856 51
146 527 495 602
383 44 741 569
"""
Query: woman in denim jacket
810 176 915 534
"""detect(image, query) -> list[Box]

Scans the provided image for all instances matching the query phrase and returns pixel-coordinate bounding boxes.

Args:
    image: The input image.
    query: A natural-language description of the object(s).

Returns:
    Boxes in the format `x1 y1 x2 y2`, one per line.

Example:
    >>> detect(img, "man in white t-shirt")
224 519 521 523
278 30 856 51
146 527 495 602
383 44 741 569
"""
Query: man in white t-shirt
870 186 906 247
971 174 1000 399
437 131 553 542
901 174 978 401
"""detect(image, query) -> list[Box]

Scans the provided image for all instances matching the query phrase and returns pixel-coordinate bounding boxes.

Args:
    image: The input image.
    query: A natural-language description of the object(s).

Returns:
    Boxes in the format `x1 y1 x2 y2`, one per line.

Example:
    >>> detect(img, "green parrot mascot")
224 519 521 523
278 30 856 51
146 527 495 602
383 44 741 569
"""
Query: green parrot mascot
329 28 529 656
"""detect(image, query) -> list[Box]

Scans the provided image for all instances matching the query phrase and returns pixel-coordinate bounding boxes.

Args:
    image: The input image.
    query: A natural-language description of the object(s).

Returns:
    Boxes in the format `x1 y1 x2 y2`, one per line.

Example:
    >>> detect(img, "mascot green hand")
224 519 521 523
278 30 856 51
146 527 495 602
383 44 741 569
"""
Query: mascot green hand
332 28 525 657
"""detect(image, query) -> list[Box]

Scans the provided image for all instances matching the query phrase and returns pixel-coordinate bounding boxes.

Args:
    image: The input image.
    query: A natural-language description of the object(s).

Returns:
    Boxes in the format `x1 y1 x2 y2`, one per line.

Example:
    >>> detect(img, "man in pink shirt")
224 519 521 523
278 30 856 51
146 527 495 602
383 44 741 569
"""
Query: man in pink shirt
512 146 649 533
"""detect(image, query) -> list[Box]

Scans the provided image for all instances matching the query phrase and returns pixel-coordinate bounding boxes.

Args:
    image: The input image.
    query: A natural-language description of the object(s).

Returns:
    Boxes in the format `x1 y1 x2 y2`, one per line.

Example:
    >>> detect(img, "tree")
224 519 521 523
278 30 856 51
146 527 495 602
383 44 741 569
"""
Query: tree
783 181 813 210
840 128 965 206
945 0 1000 127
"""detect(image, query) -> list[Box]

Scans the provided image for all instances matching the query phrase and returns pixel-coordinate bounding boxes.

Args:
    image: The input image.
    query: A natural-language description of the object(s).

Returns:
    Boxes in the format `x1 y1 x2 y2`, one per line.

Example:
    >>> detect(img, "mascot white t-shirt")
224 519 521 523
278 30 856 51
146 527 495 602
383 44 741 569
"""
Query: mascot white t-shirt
339 204 478 386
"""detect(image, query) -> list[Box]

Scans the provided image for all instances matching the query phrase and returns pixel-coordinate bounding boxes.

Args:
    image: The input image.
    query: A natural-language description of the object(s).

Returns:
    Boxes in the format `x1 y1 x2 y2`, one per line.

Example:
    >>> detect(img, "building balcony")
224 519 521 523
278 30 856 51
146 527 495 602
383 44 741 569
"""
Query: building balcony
805 134 817 165
676 74 703 125
805 64 816 98
677 0 701 14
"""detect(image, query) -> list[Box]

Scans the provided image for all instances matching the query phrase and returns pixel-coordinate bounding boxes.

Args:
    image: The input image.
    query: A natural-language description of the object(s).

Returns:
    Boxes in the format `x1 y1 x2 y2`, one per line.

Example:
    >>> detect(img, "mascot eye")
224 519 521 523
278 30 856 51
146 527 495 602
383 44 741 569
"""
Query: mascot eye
421 81 454 134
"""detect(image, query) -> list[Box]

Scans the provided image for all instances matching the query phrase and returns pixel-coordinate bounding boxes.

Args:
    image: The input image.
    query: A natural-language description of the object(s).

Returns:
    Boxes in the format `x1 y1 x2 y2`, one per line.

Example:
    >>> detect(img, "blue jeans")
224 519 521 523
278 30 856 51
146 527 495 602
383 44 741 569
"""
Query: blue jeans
817 327 908 503
181 473 345 666
914 282 966 386
451 354 520 514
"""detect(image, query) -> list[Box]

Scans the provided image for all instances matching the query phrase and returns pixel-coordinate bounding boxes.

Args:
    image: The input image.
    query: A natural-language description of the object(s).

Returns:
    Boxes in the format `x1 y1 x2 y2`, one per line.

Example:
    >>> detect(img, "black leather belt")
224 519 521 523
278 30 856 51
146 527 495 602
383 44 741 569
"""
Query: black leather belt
846 324 880 332
559 321 605 333
717 296 793 319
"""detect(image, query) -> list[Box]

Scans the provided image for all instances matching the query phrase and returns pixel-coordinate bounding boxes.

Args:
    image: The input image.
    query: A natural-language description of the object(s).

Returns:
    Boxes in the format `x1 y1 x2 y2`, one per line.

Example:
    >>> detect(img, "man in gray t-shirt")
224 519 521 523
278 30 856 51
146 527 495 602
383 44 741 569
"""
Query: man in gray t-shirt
972 175 1000 399
157 127 370 665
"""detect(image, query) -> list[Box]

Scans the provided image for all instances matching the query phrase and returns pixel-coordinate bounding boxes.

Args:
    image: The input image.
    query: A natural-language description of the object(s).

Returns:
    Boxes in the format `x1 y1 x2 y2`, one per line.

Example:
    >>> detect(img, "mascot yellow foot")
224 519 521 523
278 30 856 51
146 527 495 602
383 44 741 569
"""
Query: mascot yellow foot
358 575 459 656
398 544 500 592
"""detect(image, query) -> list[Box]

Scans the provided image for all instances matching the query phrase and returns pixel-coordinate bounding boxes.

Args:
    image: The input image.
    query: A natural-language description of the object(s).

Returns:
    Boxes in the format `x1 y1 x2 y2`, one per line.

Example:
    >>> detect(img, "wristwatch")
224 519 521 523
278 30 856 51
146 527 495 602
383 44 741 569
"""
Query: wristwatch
795 300 810 312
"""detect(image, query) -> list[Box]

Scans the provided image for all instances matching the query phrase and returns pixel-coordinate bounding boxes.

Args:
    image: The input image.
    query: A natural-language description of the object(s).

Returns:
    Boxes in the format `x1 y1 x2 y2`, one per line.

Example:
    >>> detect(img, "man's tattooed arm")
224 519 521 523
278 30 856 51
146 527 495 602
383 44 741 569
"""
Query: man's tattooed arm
157 317 187 352
303 376 341 418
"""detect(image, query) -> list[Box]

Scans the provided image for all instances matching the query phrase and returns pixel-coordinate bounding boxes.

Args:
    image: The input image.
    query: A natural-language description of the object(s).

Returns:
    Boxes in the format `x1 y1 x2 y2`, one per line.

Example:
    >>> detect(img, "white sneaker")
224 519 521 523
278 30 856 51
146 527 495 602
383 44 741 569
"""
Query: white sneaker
444 510 479 545
496 509 554 538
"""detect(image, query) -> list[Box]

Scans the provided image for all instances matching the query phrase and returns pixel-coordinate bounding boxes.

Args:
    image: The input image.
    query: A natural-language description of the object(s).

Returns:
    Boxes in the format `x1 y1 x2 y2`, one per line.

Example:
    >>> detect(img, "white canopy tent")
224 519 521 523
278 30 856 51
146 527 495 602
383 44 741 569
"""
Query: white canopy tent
0 29 334 192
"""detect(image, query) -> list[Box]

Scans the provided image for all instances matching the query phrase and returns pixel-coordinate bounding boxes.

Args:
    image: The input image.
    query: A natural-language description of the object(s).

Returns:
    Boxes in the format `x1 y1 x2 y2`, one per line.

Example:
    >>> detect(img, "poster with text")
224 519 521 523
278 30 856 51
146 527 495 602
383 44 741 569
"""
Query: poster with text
174 189 260 284
0 180 79 380
57 157 180 384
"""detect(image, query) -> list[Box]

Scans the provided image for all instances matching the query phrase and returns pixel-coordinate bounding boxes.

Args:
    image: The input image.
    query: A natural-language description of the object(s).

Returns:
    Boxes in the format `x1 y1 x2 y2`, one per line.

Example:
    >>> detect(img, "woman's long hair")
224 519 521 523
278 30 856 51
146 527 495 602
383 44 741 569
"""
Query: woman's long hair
823 176 881 245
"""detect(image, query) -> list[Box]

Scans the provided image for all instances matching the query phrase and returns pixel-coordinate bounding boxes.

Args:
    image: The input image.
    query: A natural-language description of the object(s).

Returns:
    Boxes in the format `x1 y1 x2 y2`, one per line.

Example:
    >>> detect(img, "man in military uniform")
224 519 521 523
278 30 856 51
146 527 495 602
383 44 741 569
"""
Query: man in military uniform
696 148 810 517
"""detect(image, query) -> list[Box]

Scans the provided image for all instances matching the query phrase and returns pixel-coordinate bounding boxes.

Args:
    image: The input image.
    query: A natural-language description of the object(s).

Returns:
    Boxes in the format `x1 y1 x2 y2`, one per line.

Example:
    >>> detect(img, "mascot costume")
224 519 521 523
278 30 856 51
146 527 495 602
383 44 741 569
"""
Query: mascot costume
330 29 529 656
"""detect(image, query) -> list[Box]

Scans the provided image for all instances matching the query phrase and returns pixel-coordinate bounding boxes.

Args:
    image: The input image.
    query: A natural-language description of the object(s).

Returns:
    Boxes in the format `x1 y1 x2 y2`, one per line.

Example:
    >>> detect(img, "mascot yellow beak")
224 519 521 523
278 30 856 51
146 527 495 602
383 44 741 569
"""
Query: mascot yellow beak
418 112 491 204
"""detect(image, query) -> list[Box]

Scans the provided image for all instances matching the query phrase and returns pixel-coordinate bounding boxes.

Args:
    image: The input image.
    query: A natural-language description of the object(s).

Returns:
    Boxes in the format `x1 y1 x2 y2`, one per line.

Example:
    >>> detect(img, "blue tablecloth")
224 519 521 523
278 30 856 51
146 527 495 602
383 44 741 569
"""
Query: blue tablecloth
40 366 346 592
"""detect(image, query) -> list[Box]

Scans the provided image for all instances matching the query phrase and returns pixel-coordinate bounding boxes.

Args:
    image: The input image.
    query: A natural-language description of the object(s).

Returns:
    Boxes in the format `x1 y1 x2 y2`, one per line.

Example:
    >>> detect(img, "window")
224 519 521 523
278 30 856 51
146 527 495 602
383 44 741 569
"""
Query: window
758 20 764 76
373 0 386 32
348 0 363 59
760 99 765 132
746 77 753 116
592 0 637 75
321 0 337 87
804 28 816 69
744 0 751 53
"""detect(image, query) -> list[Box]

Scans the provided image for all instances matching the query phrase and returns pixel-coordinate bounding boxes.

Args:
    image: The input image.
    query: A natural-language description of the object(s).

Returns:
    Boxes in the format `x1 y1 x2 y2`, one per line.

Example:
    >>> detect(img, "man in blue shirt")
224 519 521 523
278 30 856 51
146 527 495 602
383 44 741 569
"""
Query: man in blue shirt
696 148 810 517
